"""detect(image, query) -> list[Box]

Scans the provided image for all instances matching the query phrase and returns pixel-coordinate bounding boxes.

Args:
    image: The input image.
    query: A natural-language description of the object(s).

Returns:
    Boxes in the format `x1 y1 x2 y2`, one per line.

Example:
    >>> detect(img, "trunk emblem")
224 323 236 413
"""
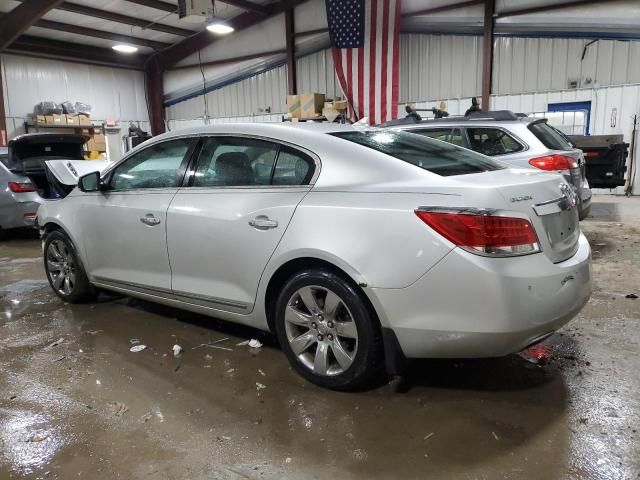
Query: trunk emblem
66 161 79 178
510 195 533 203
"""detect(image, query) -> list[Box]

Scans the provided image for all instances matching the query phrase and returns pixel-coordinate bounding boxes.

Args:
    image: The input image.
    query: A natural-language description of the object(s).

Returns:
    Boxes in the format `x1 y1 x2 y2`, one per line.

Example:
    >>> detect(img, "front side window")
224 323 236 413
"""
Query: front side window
192 137 315 187
465 127 524 156
412 127 465 147
111 138 193 190
331 131 504 177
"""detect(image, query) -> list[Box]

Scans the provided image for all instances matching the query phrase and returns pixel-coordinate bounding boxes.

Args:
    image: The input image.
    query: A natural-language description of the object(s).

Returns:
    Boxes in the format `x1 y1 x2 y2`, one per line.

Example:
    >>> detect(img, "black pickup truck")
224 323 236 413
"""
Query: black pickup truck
568 134 628 189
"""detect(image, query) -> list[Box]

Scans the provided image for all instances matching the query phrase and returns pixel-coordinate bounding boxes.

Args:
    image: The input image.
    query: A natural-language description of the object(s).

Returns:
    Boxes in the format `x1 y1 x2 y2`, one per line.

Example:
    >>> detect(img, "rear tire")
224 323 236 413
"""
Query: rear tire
274 269 385 391
43 230 95 303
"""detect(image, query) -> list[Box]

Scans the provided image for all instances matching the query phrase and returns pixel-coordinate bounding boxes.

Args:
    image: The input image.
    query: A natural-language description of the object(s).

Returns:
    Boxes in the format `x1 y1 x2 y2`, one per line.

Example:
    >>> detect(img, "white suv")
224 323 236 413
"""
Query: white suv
384 111 592 220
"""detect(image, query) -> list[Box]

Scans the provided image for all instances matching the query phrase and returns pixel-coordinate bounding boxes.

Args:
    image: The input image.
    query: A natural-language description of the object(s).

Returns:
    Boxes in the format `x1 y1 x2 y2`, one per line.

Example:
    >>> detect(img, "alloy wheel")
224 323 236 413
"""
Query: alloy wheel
284 285 358 376
46 240 76 296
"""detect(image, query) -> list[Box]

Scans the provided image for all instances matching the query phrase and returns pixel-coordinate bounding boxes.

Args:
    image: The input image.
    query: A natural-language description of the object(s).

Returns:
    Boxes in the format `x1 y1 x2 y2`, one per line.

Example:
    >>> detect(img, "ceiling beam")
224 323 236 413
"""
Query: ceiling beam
154 0 304 70
0 0 64 50
31 18 171 50
7 35 147 69
218 0 272 15
403 0 484 17
496 0 604 18
123 0 177 13
10 0 197 37
169 48 287 69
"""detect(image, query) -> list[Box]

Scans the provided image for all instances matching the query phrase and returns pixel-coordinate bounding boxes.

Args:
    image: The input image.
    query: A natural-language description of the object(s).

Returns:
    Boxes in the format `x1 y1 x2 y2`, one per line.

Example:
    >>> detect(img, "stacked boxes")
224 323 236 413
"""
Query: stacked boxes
286 93 325 119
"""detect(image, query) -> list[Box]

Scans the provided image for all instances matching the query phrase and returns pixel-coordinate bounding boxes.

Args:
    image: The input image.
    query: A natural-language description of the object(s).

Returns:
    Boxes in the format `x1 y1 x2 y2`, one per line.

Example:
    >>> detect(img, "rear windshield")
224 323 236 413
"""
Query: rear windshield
528 121 573 150
330 131 505 176
0 154 8 168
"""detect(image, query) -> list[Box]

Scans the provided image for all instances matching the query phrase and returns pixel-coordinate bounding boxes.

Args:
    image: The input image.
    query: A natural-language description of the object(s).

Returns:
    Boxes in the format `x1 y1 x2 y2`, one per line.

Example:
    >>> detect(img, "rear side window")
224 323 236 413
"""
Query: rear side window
528 121 573 150
331 131 504 177
272 147 314 185
411 128 464 147
465 127 524 156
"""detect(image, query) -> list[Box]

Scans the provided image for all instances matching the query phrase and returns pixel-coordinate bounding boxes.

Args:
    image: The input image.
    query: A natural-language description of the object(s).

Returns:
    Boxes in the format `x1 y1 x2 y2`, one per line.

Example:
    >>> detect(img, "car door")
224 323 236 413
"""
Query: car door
80 137 197 292
166 136 317 313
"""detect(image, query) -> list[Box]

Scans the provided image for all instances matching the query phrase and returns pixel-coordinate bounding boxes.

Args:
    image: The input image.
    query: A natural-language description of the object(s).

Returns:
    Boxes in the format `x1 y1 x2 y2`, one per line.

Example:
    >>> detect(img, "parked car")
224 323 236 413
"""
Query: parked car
37 124 591 390
0 134 109 234
382 111 592 220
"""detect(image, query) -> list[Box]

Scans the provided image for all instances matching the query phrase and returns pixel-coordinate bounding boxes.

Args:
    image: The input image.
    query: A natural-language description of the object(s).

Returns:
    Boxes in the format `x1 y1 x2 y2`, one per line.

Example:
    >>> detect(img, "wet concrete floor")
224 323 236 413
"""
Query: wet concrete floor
0 195 639 479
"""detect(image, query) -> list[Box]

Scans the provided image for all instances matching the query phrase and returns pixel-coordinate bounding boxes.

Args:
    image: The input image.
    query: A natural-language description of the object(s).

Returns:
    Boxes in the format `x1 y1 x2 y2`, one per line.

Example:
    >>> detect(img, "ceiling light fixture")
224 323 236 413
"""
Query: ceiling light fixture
206 18 234 34
112 44 138 53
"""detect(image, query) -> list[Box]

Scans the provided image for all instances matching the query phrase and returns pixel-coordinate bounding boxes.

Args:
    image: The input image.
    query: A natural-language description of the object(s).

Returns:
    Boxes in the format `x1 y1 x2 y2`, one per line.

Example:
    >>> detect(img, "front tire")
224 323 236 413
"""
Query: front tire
44 230 95 303
274 269 384 391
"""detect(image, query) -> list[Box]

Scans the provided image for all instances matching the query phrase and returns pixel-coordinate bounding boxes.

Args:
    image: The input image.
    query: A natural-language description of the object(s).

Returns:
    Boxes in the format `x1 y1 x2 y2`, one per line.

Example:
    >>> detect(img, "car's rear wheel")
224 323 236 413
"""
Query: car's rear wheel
274 269 384 390
44 230 95 303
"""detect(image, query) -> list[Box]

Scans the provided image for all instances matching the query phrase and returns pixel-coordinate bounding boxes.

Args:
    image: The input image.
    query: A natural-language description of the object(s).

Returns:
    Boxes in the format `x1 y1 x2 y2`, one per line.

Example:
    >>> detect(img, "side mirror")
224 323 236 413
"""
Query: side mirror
78 171 102 192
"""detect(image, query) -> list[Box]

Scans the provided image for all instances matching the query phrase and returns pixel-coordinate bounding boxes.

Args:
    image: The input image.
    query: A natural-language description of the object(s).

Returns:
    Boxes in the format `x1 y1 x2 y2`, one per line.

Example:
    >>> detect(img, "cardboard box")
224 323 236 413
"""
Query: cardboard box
51 114 66 126
333 100 348 111
93 133 106 151
67 115 80 126
36 115 46 125
299 93 325 118
85 138 96 151
78 114 91 126
45 115 54 125
286 95 301 118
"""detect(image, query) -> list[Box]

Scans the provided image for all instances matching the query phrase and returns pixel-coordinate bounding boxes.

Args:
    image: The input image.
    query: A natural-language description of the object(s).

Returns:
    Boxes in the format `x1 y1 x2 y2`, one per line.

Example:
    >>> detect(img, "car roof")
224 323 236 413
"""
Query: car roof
382 110 543 129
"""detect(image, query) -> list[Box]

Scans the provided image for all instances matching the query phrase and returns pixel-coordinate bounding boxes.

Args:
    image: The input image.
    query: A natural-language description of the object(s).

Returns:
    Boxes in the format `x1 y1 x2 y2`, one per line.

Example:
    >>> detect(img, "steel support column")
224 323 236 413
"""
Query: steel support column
145 57 165 136
285 7 297 95
0 62 7 147
481 0 495 111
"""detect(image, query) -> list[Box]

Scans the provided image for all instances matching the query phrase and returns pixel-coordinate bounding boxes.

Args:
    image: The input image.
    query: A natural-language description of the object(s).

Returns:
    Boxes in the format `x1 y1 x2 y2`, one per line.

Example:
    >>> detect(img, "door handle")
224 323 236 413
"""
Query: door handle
140 214 161 226
249 215 278 230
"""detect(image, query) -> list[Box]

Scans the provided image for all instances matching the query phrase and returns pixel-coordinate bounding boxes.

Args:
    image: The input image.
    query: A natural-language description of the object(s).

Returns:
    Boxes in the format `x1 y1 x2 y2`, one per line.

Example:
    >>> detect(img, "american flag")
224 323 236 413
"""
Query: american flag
325 0 401 125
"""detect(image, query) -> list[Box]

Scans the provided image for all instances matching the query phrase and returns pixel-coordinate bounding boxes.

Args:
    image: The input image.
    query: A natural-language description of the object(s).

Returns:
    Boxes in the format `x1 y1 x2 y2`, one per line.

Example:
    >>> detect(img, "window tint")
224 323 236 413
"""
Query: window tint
272 147 314 185
528 121 573 150
412 128 464 146
111 138 193 190
465 127 524 156
192 137 279 187
331 131 504 176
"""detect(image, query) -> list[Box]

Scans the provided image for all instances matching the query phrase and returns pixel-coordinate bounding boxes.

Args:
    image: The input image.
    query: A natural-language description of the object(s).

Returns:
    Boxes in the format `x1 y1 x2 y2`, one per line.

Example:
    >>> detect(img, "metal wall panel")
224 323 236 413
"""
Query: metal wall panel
1 53 149 141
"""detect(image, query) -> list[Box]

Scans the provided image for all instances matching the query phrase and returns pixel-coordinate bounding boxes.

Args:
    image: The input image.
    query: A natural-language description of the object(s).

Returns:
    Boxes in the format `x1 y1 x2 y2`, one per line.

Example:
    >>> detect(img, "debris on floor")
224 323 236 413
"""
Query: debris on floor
130 345 147 353
26 433 48 443
258 369 266 377
109 402 129 417
492 431 500 441
45 337 65 350
129 338 141 345
625 293 638 299
192 338 232 351
423 432 434 441
256 382 266 392
238 339 263 348
172 344 183 357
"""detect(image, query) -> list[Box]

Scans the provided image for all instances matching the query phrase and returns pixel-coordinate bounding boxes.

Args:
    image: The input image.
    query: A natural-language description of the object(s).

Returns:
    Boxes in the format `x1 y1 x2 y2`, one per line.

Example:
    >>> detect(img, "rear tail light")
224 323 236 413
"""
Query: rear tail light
583 151 599 157
415 208 540 257
529 154 578 171
8 181 36 193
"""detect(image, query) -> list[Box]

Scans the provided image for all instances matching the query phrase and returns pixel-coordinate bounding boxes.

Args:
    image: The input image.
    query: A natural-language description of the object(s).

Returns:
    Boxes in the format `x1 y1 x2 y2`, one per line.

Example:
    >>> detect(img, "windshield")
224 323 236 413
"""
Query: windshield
330 130 505 176
0 154 8 169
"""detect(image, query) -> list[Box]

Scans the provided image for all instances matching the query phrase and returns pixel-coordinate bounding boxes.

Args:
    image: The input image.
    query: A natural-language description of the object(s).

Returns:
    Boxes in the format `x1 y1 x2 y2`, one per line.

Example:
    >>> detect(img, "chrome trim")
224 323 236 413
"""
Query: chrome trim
532 195 575 216
91 276 249 312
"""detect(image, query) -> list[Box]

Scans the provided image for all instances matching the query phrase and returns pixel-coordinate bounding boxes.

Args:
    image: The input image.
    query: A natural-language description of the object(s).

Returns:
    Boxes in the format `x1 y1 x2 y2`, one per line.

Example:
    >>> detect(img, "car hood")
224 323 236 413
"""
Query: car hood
45 160 110 186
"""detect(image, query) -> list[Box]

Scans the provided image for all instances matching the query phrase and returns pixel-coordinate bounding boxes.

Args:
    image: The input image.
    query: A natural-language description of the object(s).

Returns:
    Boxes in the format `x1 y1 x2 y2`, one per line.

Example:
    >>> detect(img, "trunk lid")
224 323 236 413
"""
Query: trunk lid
44 160 110 197
451 168 581 263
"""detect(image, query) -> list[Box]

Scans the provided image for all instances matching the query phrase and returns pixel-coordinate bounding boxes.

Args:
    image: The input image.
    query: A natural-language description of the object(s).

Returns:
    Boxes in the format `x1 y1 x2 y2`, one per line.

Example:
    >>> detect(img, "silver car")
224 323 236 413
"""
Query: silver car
385 111 592 219
37 124 591 390
0 135 109 235
0 146 42 232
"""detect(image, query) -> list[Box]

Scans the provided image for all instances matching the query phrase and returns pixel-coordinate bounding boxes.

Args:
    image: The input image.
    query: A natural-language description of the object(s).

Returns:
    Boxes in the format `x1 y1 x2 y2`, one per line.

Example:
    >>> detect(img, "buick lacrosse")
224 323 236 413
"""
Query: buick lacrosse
37 124 591 390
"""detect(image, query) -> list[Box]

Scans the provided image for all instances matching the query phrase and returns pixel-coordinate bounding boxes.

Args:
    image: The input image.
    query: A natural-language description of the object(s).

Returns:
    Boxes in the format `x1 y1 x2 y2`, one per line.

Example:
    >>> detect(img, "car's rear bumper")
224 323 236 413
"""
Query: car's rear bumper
0 198 41 230
368 233 591 359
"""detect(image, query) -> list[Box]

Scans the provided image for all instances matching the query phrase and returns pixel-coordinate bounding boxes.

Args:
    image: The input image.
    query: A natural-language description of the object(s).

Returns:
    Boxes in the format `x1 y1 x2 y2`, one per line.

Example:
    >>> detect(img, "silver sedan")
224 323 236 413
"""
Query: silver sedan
37 124 591 390
0 147 42 233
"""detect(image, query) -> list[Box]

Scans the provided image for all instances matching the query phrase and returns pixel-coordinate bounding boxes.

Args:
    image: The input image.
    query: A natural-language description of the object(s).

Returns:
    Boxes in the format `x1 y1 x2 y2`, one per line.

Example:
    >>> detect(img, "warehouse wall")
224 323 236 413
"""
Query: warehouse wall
165 35 640 122
1 54 149 142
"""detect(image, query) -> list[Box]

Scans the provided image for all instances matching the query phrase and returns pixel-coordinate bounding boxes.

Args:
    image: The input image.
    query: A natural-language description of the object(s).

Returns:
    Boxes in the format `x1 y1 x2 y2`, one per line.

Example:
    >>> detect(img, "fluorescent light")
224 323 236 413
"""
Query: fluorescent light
206 18 234 34
112 44 138 53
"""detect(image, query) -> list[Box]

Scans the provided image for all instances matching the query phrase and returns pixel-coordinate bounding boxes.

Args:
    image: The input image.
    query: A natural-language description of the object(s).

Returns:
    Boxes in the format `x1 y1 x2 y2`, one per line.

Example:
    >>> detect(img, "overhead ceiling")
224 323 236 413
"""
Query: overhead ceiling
0 0 279 69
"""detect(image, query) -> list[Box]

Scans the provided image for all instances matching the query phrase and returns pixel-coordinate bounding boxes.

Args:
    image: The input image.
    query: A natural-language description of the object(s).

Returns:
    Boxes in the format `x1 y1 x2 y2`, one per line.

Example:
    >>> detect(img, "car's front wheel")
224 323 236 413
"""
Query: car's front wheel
44 230 95 303
274 269 384 390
